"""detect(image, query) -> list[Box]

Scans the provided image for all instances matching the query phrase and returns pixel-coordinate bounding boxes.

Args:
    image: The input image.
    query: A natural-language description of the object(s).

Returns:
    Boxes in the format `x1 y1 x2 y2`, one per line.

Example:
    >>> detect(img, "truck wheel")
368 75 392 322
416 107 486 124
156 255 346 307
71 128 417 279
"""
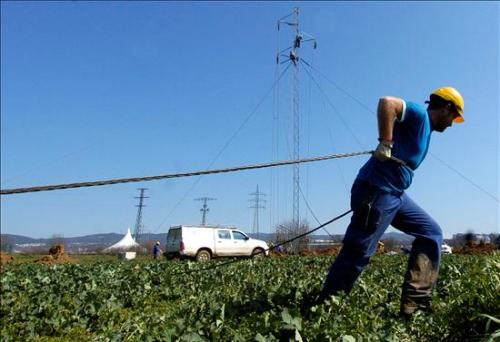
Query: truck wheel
252 248 265 259
196 250 211 262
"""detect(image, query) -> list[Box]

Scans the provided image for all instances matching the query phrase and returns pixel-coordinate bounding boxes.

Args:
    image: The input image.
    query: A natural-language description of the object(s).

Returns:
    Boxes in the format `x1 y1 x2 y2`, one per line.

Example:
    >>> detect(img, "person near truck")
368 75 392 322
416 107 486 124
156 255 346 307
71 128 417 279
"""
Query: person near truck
153 241 162 259
317 87 465 317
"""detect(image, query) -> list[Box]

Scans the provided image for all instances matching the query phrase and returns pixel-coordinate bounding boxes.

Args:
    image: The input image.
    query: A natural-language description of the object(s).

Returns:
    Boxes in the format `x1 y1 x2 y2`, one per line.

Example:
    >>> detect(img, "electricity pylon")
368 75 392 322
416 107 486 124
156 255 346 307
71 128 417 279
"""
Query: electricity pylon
195 197 216 226
277 7 317 228
249 185 266 237
133 188 148 242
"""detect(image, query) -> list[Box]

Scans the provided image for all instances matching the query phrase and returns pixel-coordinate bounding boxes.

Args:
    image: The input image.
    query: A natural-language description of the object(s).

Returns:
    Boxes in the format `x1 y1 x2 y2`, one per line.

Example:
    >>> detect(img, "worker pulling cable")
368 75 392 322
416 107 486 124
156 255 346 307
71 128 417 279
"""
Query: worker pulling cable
316 87 466 319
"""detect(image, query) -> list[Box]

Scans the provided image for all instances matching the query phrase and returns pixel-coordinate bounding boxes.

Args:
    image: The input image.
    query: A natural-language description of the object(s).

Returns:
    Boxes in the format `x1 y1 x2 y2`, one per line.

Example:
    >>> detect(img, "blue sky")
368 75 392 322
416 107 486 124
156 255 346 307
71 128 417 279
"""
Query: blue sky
1 1 498 239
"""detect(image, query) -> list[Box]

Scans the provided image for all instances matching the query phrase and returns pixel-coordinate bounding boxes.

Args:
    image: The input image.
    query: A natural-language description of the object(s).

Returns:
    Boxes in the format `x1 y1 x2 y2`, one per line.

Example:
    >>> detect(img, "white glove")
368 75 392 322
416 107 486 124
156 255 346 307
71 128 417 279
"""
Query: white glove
374 140 393 161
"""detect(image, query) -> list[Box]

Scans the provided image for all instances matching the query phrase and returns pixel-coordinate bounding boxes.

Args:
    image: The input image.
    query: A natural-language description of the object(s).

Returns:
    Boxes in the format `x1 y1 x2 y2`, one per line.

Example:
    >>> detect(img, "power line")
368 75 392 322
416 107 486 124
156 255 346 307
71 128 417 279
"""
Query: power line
1 143 97 187
302 56 351 195
300 59 366 150
298 184 333 238
303 60 374 115
430 153 499 203
152 62 294 232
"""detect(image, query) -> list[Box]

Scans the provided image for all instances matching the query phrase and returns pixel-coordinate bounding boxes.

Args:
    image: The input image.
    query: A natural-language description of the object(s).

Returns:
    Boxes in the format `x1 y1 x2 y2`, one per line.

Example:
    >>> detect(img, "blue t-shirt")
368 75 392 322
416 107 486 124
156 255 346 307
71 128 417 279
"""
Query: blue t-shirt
357 101 432 193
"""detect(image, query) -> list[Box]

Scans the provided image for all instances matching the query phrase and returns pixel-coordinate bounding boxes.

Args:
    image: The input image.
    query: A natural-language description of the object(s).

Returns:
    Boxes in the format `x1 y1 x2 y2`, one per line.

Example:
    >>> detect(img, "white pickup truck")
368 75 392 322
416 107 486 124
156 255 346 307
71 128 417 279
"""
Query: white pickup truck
165 225 269 262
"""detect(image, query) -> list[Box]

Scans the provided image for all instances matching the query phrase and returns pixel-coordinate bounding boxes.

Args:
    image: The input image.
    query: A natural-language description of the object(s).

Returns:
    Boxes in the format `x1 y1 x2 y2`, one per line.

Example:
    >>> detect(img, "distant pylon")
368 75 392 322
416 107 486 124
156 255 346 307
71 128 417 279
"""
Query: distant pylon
249 185 266 236
133 188 148 242
195 197 216 226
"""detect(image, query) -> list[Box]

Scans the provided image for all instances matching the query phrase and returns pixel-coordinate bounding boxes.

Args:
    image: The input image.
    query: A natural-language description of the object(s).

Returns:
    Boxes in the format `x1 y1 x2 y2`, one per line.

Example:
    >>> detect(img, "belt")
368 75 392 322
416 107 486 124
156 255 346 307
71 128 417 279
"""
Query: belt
355 179 404 197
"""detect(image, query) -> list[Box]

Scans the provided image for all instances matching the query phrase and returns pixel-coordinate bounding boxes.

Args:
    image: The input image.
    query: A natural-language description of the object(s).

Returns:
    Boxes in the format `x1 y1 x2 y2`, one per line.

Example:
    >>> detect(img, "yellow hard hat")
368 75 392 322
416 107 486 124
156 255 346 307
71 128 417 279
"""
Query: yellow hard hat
431 87 464 123
156 241 160 245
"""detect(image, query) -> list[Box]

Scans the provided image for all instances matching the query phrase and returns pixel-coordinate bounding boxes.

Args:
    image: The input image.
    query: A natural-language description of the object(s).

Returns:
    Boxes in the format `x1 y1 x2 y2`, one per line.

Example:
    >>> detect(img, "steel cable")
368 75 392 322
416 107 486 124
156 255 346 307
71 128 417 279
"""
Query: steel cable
1 151 373 195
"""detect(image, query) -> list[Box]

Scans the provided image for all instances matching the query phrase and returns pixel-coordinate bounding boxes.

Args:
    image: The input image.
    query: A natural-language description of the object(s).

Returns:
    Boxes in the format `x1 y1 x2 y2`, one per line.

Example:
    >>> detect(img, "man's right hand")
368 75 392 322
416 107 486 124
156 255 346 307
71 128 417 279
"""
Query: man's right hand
374 140 393 161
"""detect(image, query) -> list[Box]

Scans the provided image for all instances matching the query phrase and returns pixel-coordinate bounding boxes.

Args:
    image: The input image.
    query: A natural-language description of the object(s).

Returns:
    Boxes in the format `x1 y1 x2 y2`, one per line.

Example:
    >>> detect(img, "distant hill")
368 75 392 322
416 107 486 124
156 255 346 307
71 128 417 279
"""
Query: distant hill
382 232 415 245
1 230 414 252
1 233 124 246
1 233 129 253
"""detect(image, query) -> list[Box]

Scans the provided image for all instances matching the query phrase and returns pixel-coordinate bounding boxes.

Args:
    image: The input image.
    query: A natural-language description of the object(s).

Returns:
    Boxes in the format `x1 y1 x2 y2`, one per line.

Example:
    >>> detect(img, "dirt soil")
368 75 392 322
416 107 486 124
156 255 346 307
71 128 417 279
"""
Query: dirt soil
299 246 343 257
453 242 498 255
49 244 65 256
0 252 14 271
0 252 14 264
35 244 75 264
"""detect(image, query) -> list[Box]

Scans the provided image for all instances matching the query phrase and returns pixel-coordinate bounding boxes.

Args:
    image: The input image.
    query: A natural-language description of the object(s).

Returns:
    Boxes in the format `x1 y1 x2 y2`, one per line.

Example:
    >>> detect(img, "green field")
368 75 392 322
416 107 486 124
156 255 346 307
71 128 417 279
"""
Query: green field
1 253 499 341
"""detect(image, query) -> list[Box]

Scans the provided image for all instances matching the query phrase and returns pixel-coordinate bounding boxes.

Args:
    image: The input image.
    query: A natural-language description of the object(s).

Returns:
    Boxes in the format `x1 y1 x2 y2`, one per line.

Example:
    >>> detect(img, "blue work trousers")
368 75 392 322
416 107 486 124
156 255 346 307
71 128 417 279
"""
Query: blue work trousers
320 179 442 313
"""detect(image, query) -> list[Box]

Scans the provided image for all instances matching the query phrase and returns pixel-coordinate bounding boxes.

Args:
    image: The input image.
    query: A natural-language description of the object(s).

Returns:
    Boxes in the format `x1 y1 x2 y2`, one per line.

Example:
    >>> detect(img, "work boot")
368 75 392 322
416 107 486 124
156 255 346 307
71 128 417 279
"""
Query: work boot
400 297 419 316
401 252 438 314
400 297 435 320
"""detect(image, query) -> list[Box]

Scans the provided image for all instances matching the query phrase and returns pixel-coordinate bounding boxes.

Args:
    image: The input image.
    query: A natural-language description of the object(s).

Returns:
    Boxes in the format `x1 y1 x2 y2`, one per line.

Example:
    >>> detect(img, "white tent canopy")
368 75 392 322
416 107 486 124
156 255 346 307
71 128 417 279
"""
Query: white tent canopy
104 228 142 252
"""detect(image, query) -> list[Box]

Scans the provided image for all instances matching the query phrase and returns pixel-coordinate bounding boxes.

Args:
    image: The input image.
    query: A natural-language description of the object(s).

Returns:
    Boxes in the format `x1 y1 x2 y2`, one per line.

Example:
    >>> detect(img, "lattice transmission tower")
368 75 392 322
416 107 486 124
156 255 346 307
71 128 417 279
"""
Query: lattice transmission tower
133 188 148 242
195 197 216 226
249 185 266 237
276 7 317 228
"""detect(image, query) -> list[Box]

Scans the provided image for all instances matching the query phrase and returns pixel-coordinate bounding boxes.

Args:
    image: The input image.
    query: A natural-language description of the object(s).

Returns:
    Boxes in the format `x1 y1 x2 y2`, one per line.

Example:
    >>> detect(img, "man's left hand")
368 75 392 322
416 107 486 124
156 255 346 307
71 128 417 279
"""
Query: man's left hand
374 140 393 161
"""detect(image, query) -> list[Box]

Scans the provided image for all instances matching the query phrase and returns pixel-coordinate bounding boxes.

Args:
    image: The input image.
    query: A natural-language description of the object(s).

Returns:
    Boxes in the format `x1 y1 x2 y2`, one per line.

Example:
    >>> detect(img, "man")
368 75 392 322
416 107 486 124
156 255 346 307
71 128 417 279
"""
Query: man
318 87 464 316
153 241 162 259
